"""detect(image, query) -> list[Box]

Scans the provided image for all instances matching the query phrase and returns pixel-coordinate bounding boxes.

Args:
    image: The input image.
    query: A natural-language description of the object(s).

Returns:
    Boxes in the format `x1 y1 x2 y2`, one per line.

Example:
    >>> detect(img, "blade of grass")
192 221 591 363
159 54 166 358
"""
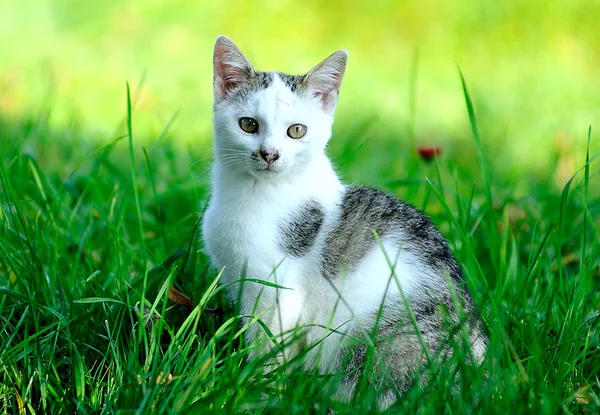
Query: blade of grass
126 82 147 263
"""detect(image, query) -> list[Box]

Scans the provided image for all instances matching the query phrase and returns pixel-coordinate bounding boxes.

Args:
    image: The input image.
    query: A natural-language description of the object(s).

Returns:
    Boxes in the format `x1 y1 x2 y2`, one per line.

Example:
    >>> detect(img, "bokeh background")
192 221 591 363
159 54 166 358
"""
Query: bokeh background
1 0 598 190
2 2 600 411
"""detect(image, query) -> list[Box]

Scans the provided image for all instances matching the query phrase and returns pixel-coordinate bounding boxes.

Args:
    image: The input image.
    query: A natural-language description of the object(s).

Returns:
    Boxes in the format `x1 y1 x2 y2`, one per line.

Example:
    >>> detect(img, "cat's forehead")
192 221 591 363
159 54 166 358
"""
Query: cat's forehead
228 71 306 105
276 72 307 93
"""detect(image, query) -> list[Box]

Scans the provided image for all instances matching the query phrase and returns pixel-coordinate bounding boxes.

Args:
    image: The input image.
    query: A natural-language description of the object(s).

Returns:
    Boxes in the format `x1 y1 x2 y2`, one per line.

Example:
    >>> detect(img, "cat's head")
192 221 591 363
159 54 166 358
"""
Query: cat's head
212 36 347 180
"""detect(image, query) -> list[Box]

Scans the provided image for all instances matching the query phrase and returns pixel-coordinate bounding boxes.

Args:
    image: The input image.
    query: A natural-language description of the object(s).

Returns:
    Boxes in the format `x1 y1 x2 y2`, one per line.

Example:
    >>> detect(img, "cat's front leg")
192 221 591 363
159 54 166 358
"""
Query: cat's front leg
237 276 307 367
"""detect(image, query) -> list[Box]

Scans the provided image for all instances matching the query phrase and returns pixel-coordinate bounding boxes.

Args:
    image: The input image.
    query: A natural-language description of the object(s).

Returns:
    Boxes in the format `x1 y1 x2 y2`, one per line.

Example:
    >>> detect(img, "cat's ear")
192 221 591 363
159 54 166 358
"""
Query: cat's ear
305 50 348 113
213 36 254 103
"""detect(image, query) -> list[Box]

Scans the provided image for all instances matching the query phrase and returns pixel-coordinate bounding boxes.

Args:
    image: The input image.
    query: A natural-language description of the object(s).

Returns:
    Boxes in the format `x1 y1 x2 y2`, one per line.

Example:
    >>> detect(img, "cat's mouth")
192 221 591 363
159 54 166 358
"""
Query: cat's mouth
256 164 282 175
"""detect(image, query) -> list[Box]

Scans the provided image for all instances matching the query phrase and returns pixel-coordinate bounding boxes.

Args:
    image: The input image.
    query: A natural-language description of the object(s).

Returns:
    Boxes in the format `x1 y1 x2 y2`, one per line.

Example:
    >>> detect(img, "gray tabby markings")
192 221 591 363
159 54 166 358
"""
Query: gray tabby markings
321 185 463 281
226 72 308 104
278 199 325 257
226 71 274 103
276 72 308 93
338 294 456 398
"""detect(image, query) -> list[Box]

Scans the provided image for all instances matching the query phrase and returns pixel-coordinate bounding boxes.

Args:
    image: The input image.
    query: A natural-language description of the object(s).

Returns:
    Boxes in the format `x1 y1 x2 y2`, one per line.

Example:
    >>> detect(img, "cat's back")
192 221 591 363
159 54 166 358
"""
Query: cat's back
322 185 462 283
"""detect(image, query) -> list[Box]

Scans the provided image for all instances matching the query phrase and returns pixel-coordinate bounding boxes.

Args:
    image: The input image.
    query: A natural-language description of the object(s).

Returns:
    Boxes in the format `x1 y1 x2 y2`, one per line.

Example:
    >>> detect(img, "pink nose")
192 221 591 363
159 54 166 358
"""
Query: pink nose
260 149 280 165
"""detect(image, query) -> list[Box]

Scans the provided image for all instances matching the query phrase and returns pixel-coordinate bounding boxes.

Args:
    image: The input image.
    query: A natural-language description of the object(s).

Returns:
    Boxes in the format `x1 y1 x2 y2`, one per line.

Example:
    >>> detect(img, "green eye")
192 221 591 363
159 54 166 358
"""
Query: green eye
239 117 259 134
287 124 307 139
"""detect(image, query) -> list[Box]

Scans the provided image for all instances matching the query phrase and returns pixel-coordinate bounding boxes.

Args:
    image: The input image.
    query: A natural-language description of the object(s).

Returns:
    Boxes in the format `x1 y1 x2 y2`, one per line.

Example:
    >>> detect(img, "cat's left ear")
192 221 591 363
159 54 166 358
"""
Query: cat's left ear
305 50 348 113
213 36 254 104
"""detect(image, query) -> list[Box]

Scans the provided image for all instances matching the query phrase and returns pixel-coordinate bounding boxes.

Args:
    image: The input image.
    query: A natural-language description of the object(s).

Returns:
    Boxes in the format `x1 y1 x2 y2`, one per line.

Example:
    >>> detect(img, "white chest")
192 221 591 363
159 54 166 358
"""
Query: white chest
202 156 344 284
203 192 284 280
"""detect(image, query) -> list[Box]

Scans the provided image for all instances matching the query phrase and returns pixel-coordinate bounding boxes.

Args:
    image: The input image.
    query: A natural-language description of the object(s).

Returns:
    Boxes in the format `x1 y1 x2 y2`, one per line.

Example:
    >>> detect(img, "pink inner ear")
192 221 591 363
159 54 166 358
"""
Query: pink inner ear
214 45 251 101
222 67 246 91
315 91 339 113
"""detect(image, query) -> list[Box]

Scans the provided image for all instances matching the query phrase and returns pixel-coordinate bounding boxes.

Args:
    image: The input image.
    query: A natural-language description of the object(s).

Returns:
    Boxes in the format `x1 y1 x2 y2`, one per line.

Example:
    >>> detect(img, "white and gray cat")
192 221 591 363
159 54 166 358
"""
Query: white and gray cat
202 36 487 406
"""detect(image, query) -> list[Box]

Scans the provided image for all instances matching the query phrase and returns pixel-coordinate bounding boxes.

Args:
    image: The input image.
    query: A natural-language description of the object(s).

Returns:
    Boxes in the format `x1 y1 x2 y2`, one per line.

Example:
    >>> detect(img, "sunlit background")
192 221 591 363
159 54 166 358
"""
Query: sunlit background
1 0 598 188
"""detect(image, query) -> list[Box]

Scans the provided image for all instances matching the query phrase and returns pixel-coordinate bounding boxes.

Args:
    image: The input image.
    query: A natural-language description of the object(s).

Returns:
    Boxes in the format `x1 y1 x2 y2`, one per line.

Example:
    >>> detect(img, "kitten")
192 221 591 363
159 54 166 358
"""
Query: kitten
202 35 487 407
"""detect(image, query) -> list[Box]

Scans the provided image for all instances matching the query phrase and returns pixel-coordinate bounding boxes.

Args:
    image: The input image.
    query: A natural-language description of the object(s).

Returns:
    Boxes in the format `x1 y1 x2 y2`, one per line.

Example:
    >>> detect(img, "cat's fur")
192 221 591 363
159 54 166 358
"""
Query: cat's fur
202 36 487 407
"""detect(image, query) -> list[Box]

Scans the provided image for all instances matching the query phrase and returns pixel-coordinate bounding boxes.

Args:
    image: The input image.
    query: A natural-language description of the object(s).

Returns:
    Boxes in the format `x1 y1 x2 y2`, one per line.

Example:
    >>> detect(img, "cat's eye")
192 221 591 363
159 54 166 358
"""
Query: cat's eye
287 124 307 139
239 117 259 134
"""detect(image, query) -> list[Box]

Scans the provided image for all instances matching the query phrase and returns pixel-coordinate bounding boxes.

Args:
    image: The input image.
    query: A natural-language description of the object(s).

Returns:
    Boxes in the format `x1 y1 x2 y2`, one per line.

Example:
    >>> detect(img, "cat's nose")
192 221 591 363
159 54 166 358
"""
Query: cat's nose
259 149 280 165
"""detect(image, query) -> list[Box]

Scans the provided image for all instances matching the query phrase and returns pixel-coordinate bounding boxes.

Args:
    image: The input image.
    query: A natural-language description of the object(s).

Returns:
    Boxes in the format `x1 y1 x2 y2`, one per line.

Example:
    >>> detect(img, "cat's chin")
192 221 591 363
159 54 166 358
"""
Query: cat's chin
243 165 291 181
254 167 283 177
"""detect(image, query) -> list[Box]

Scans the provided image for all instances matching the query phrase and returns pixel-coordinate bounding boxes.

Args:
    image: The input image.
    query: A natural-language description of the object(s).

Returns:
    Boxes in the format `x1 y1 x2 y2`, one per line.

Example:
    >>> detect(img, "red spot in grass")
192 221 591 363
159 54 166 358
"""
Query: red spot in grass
417 146 441 162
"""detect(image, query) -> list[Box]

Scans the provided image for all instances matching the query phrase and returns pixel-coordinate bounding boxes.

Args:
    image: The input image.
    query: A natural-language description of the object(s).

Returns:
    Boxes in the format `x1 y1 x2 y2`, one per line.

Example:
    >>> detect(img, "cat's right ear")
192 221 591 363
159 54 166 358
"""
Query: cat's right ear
213 36 254 103
305 50 348 113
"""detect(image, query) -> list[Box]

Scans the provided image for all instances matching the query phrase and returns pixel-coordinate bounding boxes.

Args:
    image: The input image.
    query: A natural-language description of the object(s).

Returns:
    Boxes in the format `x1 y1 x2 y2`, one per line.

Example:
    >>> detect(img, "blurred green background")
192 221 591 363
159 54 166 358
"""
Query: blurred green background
1 0 598 187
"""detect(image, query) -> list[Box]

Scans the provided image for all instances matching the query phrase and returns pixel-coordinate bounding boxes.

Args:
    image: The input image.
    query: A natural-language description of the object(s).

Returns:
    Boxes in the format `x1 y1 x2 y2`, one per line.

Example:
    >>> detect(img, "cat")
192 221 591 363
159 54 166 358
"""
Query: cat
202 35 487 407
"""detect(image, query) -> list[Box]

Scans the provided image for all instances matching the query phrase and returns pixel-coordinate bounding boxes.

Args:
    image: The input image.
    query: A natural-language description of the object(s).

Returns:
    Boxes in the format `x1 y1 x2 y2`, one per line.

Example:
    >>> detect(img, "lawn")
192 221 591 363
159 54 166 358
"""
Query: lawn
1 1 599 413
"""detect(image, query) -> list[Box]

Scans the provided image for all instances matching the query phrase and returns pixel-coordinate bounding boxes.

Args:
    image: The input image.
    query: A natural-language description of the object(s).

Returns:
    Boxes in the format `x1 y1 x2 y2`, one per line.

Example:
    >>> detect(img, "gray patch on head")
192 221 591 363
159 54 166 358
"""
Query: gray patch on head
225 71 311 104
321 185 463 282
278 199 325 257
276 72 308 93
226 71 274 103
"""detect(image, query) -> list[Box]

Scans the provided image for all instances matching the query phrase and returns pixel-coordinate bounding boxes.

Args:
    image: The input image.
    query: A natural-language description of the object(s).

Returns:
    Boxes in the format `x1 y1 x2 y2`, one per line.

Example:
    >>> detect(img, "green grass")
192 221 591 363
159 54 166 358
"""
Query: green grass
1 67 599 413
